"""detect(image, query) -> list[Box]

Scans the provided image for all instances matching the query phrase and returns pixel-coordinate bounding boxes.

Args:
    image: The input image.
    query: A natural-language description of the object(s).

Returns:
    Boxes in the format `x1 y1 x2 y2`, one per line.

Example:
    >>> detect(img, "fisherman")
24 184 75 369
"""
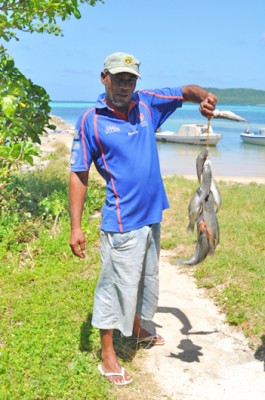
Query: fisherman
69 51 217 386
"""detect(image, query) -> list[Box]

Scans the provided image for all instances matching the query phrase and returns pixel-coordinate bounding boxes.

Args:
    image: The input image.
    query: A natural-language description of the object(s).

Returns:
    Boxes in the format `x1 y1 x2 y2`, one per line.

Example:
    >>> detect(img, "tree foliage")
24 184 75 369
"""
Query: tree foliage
0 0 103 185
0 47 53 186
0 0 103 41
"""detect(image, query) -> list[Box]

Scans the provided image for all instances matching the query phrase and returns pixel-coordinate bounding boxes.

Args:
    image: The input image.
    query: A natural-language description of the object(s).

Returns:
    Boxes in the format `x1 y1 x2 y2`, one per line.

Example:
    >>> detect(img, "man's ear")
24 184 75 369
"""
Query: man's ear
101 71 107 84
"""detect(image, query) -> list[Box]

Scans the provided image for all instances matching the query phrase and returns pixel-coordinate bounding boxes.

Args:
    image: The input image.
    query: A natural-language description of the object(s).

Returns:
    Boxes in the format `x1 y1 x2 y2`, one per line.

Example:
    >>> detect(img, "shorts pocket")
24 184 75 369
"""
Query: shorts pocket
107 231 134 248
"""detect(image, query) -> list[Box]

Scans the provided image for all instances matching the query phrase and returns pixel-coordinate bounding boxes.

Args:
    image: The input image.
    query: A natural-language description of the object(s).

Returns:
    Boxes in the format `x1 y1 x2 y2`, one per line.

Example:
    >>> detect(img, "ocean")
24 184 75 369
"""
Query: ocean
50 102 265 178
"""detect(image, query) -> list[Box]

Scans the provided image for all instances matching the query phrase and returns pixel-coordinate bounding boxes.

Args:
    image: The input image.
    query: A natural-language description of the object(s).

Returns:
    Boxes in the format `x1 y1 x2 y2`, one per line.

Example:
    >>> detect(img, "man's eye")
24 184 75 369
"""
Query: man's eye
113 77 136 86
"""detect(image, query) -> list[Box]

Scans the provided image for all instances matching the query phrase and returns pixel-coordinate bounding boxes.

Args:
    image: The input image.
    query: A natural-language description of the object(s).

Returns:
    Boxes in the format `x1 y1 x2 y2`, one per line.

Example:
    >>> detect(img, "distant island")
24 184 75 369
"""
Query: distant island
204 88 265 105
52 88 265 106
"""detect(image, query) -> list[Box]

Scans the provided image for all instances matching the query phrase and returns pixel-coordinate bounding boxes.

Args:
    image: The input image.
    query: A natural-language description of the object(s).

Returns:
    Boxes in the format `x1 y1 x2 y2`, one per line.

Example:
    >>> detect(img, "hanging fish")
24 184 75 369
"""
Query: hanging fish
177 149 221 266
213 109 247 122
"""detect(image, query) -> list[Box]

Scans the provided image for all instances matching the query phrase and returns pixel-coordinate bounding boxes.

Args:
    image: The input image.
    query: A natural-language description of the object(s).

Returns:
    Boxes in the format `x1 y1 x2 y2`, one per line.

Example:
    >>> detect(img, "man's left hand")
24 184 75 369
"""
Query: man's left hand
199 93 217 119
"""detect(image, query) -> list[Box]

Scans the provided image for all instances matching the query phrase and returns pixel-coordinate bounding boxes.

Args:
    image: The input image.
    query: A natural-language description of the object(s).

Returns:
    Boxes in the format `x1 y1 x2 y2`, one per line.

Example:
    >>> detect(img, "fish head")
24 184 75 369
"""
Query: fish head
196 148 209 183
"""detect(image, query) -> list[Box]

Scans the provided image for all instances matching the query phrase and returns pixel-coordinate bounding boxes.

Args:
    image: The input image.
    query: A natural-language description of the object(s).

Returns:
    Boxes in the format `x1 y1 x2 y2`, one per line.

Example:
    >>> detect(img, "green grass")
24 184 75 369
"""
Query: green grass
162 176 265 346
1 149 265 398
0 161 113 399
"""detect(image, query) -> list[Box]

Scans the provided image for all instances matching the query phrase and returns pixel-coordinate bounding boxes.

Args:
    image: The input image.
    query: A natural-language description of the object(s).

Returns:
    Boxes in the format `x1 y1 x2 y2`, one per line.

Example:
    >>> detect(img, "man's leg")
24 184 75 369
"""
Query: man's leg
100 329 132 384
99 315 164 385
133 224 164 344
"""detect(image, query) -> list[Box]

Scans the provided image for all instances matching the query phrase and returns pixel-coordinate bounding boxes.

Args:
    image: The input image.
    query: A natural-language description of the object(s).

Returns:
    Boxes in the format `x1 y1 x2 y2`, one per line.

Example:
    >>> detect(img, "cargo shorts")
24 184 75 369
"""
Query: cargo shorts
91 223 160 336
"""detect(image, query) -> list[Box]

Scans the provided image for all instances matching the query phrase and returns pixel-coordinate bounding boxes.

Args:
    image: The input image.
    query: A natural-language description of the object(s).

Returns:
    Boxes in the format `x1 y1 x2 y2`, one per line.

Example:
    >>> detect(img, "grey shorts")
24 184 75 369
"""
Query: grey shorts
91 224 160 336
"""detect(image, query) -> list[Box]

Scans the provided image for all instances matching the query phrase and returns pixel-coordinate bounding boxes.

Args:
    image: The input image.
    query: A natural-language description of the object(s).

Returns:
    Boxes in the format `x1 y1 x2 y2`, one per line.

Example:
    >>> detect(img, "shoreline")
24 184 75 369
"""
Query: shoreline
44 115 265 185
176 174 265 185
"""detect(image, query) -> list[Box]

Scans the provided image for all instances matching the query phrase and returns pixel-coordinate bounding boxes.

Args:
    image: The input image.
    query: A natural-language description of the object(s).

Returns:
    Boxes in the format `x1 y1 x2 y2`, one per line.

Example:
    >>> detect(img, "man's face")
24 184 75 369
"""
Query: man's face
101 71 137 112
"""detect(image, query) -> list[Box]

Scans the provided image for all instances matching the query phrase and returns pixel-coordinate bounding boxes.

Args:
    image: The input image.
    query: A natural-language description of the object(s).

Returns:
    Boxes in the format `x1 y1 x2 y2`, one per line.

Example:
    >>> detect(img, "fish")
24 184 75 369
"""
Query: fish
213 109 248 122
196 148 209 183
187 187 202 232
202 193 220 254
198 158 212 204
179 194 220 265
177 212 210 266
179 148 221 266
210 178 222 212
188 158 221 232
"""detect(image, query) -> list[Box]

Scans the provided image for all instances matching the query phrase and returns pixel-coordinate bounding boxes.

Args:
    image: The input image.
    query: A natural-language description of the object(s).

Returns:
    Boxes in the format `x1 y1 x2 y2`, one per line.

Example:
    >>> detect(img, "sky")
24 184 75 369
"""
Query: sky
3 0 265 101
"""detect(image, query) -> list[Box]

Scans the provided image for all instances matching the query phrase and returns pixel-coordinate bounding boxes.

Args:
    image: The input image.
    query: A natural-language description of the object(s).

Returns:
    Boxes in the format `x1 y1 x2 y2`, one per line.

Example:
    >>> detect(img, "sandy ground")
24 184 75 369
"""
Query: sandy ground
41 118 265 400
140 250 265 400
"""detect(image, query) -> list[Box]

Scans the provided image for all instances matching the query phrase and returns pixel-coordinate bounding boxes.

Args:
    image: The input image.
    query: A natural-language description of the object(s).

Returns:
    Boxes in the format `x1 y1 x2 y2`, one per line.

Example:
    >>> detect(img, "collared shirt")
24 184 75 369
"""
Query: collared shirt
70 87 183 232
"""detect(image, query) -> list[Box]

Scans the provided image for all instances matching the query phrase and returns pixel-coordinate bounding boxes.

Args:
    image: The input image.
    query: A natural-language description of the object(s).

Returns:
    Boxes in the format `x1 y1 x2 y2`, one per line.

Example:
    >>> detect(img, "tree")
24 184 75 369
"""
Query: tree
0 0 103 186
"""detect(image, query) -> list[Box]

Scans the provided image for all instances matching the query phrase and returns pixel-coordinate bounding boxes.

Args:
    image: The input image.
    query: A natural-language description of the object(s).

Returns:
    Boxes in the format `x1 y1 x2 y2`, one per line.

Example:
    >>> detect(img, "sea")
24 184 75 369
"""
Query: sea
50 102 265 179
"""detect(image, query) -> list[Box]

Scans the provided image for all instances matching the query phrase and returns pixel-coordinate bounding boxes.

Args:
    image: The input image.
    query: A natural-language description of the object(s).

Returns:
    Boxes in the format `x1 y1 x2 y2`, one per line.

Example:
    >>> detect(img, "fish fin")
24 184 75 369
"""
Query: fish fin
199 219 206 232
187 223 194 232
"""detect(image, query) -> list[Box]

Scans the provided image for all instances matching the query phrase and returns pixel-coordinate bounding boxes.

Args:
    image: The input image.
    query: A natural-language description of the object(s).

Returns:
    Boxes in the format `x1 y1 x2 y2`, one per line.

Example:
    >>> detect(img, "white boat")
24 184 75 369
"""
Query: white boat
156 124 222 146
240 128 265 146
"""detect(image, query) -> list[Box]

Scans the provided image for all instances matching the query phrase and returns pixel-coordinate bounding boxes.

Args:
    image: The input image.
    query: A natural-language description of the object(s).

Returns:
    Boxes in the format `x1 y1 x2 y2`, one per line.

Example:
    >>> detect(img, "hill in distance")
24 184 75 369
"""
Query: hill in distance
205 88 265 105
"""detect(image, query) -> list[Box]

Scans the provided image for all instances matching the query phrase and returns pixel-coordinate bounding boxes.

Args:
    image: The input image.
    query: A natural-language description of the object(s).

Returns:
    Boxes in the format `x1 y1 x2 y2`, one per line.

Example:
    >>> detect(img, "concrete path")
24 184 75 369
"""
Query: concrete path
143 250 265 400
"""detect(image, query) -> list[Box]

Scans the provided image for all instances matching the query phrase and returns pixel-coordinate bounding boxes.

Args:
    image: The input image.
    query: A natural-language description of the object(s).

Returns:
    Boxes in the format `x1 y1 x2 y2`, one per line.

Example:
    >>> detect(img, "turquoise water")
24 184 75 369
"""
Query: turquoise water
50 102 265 178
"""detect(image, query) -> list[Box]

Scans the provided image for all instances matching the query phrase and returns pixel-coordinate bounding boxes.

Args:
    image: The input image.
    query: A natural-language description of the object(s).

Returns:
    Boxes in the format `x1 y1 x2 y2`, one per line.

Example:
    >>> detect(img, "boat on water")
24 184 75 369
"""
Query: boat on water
240 127 265 146
156 124 223 146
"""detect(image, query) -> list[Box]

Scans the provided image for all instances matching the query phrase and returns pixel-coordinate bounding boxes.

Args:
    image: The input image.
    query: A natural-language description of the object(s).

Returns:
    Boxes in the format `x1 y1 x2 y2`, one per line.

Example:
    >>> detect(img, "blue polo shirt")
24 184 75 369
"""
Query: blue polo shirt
70 87 183 232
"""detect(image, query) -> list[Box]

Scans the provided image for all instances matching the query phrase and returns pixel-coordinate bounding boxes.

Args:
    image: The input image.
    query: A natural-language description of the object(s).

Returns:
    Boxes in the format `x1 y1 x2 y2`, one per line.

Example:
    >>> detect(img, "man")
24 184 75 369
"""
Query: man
69 52 217 385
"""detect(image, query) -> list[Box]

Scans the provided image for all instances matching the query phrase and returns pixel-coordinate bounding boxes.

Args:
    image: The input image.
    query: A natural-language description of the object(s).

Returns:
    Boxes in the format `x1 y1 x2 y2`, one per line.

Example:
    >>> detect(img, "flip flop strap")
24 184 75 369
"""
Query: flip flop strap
103 367 125 378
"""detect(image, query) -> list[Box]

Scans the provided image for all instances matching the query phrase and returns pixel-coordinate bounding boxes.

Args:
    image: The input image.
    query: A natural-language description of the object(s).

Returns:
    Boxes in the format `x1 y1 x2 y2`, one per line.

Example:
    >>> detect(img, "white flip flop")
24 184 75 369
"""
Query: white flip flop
98 364 133 386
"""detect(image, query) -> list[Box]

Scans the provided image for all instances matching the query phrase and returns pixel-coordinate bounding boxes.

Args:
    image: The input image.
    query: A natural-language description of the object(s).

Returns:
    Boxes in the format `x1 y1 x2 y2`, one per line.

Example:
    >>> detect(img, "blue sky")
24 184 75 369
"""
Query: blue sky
4 0 265 101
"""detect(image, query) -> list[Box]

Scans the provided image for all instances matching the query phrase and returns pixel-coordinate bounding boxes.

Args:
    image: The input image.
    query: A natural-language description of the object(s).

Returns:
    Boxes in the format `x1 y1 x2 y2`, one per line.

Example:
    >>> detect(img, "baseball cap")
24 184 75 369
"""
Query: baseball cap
104 52 141 78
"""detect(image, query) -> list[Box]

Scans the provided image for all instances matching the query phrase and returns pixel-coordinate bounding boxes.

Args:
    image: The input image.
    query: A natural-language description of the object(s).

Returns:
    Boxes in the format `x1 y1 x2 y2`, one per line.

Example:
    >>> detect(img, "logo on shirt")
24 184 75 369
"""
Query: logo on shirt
128 129 138 136
105 125 121 134
74 129 79 139
70 151 77 165
139 113 144 122
139 112 148 128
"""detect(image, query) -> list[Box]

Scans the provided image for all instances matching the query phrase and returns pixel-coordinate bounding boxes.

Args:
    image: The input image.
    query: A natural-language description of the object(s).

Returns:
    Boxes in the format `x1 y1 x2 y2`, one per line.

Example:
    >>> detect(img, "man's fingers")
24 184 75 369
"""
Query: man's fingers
70 241 86 258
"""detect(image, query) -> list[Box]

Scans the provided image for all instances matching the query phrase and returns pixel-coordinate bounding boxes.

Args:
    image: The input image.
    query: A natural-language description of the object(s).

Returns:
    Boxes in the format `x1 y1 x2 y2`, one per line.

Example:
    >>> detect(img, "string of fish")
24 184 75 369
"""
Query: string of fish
176 107 249 265
177 140 222 266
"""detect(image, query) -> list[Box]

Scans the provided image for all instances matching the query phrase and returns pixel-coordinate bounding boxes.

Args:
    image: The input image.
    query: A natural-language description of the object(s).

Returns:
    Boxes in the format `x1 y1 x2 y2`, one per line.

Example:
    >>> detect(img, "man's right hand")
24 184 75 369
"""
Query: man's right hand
69 228 86 258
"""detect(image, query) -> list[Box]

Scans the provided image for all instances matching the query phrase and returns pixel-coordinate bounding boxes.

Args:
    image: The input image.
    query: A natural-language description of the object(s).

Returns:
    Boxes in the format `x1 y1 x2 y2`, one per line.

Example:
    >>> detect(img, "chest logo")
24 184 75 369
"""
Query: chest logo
105 125 121 134
139 113 144 122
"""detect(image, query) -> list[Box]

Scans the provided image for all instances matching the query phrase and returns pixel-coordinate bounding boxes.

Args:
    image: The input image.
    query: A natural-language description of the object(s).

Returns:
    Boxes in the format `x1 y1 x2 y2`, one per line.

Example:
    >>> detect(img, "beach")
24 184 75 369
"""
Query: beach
49 101 265 181
42 115 265 184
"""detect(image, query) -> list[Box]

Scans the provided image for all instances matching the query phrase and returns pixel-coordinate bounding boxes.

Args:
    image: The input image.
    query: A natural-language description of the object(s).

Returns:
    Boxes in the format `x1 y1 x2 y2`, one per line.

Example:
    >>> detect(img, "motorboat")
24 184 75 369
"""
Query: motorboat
240 127 265 146
156 124 222 146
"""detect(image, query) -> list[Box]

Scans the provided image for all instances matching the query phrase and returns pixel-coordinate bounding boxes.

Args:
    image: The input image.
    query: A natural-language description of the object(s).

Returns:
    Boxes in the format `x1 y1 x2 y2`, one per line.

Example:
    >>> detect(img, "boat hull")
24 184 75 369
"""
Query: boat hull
240 133 265 146
156 131 222 146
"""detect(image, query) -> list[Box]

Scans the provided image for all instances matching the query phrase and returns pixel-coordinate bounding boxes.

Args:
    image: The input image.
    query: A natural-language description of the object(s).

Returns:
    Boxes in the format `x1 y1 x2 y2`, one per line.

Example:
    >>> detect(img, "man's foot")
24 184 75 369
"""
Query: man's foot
129 315 165 345
98 364 133 386
122 329 165 345
98 357 133 385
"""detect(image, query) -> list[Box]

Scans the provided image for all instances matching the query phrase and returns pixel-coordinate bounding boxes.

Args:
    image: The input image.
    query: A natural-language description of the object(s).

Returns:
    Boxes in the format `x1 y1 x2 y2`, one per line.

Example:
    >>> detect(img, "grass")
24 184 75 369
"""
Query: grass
0 151 112 399
0 143 265 399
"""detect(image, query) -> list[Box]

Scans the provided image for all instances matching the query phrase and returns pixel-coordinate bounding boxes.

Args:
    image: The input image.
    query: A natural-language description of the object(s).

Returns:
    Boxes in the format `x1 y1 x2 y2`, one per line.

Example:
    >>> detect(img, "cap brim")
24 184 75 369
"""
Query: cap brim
107 66 141 78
